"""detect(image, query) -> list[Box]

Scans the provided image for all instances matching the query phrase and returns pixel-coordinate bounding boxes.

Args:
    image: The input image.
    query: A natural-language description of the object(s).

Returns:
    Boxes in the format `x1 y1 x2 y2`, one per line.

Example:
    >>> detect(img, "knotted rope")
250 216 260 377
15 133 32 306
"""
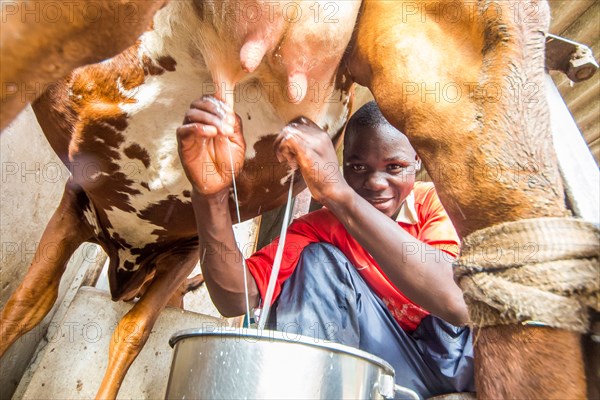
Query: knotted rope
454 217 599 333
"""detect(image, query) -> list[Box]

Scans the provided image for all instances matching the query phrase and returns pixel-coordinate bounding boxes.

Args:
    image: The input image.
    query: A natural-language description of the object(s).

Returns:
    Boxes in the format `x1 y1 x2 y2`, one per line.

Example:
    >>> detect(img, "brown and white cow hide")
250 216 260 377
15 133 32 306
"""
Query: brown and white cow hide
36 0 360 300
0 0 169 130
2 1 362 397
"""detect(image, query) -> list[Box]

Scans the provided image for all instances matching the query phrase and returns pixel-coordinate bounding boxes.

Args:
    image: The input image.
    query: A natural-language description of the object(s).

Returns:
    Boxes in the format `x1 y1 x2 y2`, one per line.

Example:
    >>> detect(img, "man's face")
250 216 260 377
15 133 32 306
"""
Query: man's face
343 125 418 219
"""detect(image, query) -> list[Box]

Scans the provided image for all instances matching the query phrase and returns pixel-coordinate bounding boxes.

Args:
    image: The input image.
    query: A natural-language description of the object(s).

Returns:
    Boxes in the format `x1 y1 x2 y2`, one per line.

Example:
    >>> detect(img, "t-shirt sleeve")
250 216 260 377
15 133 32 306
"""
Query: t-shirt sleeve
417 185 461 259
245 209 337 305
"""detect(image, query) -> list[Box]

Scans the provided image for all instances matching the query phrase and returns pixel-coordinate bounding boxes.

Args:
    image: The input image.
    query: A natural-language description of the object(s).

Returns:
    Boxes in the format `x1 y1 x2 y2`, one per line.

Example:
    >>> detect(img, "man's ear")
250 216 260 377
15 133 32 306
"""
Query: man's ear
415 157 422 171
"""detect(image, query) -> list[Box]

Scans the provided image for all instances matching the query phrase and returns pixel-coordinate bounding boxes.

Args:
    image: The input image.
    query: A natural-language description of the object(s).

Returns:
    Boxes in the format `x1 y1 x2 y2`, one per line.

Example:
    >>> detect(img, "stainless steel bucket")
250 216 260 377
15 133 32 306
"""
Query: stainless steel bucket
165 328 419 400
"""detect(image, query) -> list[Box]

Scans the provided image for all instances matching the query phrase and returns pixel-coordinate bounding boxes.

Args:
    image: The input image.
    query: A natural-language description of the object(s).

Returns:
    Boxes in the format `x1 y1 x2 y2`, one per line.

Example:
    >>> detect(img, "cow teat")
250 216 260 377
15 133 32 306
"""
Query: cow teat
236 1 286 73
240 40 268 73
287 71 308 104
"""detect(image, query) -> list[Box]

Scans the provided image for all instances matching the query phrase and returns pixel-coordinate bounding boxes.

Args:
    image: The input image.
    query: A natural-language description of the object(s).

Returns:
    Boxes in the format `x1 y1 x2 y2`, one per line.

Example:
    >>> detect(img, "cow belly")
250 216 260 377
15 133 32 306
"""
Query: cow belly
35 0 354 299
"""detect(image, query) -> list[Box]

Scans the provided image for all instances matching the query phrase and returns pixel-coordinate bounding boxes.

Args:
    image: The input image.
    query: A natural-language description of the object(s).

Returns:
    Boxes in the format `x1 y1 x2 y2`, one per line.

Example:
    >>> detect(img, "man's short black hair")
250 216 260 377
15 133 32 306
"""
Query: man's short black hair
344 101 394 147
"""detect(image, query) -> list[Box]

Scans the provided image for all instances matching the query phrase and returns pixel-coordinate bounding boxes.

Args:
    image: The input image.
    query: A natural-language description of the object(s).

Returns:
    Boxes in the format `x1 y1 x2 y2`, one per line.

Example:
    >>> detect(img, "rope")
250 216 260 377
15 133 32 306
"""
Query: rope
454 217 599 333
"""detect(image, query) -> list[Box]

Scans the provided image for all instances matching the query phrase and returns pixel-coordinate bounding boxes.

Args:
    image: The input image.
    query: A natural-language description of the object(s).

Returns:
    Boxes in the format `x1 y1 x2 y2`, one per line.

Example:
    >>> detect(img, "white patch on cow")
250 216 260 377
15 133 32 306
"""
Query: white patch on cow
83 203 101 237
101 8 207 256
110 241 139 271
91 0 355 272
320 91 352 140
115 77 129 98
229 83 285 159
89 171 109 181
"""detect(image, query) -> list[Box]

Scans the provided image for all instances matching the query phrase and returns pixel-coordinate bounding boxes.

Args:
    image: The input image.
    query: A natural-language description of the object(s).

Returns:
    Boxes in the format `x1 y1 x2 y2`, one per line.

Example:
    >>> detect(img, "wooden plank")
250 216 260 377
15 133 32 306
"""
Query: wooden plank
550 70 569 91
256 188 313 251
562 74 599 109
560 1 600 42
580 119 600 146
588 135 600 149
573 96 600 130
590 138 600 165
548 0 596 35
80 246 108 287
291 188 312 220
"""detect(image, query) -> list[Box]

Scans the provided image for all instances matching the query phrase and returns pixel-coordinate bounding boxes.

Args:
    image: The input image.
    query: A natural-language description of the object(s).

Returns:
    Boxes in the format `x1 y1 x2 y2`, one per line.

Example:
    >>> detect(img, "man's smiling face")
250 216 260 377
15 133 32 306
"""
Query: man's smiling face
343 125 419 219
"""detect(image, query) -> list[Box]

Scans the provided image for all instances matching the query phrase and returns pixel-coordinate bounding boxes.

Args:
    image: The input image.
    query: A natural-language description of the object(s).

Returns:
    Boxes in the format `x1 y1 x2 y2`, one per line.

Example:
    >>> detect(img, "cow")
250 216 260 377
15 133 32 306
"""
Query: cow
1 0 597 399
350 1 597 398
1 1 361 398
0 0 169 131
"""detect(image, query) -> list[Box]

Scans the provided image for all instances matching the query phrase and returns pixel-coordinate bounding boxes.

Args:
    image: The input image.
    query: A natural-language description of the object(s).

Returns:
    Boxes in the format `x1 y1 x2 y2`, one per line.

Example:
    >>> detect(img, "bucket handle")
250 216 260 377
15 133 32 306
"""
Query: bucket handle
388 384 420 400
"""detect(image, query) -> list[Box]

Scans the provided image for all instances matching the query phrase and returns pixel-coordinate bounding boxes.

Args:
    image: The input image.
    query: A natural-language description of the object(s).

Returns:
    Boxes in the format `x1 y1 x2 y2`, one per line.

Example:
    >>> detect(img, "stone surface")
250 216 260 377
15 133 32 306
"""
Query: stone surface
0 105 96 399
0 105 70 306
16 287 222 399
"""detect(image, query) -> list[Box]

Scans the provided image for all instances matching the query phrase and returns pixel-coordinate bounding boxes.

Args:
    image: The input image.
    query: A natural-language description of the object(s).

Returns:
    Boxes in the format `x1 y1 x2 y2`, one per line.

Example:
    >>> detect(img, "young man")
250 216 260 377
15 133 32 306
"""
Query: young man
177 99 474 397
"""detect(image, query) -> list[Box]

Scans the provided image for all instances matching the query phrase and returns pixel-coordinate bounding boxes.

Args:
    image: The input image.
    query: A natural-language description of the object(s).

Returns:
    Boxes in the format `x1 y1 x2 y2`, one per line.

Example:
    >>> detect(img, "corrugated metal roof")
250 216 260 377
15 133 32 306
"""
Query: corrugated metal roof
548 0 599 165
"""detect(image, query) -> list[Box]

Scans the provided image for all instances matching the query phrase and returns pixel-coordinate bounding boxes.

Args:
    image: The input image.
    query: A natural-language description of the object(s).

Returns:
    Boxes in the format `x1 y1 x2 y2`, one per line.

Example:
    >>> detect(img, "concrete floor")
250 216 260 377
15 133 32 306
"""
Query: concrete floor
14 287 223 399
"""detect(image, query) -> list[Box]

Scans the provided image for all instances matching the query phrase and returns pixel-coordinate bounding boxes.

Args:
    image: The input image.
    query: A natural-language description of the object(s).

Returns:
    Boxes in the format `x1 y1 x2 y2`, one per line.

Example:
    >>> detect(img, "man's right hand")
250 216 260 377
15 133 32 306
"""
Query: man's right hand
176 96 245 196
275 117 349 206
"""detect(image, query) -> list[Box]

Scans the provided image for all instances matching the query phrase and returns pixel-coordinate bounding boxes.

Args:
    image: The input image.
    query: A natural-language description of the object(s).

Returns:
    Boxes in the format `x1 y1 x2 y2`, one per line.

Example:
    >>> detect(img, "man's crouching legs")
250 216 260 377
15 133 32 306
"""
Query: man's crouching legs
270 242 474 398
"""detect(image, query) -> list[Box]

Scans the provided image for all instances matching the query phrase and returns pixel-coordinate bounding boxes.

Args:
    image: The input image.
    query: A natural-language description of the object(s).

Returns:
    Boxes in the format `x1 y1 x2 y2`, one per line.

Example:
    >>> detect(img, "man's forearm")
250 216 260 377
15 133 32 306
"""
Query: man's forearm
191 189 260 317
323 187 468 325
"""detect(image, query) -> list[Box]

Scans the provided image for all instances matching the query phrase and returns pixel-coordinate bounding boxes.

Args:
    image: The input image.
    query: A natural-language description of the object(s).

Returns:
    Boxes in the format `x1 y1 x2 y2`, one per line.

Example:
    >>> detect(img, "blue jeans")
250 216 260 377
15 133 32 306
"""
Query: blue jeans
269 243 475 399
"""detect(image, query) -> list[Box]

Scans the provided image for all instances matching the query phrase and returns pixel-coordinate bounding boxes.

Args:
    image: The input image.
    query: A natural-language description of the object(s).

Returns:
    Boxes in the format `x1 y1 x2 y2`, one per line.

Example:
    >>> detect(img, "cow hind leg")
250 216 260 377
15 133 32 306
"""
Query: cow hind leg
166 272 205 308
95 250 199 400
0 180 94 356
475 325 586 399
350 1 584 397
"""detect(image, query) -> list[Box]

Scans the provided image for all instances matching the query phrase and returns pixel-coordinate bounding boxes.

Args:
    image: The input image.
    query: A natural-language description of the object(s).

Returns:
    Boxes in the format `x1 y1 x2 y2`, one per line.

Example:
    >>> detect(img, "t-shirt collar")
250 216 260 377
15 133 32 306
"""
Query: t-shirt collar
395 190 418 225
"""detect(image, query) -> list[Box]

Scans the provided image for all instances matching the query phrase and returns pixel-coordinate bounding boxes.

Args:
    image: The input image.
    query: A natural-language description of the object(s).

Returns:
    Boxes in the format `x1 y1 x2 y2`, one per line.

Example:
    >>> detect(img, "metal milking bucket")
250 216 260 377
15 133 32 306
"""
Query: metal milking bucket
165 328 420 400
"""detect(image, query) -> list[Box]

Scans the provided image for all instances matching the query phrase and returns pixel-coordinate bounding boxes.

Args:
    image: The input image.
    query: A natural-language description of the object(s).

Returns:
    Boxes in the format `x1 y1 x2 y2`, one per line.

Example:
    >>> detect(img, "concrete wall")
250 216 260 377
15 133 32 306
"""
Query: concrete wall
0 105 101 399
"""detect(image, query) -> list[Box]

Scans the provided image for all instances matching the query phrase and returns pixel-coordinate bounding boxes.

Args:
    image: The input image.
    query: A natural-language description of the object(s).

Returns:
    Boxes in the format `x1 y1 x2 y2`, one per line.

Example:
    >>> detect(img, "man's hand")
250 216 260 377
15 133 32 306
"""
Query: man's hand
274 117 349 204
177 96 245 196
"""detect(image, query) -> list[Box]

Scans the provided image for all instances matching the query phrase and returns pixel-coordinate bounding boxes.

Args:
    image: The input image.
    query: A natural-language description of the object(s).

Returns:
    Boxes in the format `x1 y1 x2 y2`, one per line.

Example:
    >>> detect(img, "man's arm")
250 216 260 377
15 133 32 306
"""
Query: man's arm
325 185 468 326
275 119 469 326
191 189 260 317
177 96 259 317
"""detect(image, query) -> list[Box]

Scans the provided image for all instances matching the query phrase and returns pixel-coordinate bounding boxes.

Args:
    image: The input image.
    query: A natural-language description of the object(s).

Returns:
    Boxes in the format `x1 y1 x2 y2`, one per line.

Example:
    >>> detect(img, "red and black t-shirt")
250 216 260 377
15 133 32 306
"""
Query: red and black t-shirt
246 182 460 332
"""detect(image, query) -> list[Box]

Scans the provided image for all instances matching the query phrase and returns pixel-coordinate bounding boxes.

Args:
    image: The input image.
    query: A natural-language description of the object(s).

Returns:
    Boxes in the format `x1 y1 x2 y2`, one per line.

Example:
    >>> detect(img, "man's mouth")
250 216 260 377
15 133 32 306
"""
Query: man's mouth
366 197 394 209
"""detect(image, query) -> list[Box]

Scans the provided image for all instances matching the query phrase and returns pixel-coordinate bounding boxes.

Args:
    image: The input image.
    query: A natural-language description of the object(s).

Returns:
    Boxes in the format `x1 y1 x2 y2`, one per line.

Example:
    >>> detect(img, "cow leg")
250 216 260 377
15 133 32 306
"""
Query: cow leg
349 0 584 397
348 0 566 232
1 0 167 130
166 273 205 309
0 180 94 356
95 250 198 400
475 325 586 399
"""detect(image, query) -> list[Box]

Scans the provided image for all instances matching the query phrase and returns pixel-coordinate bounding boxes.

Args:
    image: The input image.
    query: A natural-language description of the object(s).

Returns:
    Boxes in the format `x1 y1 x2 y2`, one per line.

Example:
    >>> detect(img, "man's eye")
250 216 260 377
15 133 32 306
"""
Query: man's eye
351 165 366 172
388 164 405 172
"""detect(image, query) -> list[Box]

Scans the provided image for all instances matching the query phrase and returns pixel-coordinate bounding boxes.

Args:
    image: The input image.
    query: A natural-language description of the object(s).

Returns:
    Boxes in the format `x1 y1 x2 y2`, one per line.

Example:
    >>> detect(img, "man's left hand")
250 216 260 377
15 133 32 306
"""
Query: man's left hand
274 117 348 204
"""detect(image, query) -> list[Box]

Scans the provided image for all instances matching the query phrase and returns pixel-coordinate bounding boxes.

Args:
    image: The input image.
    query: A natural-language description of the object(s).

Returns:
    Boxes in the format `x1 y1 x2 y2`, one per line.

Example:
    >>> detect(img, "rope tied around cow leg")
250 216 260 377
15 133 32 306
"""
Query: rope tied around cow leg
454 217 599 333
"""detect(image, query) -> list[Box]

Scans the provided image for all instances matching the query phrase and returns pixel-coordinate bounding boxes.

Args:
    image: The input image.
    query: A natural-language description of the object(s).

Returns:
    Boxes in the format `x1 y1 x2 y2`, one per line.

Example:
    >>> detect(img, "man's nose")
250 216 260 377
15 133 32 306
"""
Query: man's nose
364 172 388 191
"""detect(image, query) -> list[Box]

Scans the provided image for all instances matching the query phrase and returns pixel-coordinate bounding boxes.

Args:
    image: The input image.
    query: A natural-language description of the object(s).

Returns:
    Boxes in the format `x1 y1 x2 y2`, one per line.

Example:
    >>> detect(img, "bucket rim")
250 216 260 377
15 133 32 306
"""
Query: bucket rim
169 328 395 375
